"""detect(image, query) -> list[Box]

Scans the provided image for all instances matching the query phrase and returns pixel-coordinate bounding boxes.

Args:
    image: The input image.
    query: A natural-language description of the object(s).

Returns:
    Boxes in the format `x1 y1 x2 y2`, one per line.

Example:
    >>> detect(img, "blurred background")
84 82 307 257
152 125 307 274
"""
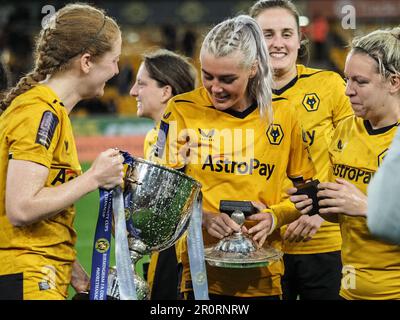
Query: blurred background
0 0 399 298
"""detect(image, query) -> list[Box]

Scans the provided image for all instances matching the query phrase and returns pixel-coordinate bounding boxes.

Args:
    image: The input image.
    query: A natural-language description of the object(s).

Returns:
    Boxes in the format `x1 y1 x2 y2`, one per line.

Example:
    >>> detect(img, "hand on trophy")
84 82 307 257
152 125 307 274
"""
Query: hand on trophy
87 148 125 190
202 211 241 239
245 201 274 248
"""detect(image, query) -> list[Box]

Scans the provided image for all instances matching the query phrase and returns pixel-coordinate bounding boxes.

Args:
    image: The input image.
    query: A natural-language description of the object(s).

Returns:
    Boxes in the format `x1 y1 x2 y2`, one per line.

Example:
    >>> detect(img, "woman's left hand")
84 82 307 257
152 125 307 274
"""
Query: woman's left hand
317 178 367 217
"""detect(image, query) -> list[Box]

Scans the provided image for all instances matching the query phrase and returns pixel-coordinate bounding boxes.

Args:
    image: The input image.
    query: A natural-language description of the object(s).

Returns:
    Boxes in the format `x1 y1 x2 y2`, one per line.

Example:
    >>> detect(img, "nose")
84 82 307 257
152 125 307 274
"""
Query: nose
270 35 284 49
211 83 223 94
129 82 138 97
345 80 355 97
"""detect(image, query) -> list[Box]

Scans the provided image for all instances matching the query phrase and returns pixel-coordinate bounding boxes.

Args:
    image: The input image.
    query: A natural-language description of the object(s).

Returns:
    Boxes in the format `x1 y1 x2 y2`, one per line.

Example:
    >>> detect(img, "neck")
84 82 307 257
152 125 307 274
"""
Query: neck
232 95 253 112
45 74 82 114
273 66 298 90
368 101 400 129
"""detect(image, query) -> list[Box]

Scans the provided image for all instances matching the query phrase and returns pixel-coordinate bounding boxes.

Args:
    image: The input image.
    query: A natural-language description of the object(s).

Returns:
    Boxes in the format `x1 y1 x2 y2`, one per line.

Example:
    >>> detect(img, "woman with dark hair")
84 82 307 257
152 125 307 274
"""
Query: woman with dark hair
130 48 197 299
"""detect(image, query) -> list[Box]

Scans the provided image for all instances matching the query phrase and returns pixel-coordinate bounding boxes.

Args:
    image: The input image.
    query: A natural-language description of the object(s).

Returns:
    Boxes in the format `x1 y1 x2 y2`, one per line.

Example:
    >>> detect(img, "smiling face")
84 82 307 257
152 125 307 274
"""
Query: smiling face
255 7 300 80
200 50 255 112
130 62 170 120
344 51 390 121
88 34 122 97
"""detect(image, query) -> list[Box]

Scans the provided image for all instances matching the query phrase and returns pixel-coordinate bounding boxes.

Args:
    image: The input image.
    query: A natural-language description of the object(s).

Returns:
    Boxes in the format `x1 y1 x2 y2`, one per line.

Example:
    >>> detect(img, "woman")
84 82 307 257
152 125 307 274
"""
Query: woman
0 4 124 300
154 15 315 299
289 27 400 299
250 0 353 300
130 49 197 299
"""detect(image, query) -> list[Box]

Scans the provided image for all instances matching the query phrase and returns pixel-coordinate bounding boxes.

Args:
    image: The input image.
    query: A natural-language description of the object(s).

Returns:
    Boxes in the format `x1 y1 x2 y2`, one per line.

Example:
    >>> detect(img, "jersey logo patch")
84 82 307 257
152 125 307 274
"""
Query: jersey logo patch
163 112 171 120
35 111 59 149
378 148 388 166
302 93 320 112
267 124 284 145
198 128 215 141
154 120 169 158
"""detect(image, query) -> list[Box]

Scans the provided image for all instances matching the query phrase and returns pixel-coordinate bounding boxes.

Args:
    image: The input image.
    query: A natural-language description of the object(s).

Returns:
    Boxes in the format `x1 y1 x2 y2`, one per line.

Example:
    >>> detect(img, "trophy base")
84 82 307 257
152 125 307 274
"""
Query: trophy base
204 245 283 269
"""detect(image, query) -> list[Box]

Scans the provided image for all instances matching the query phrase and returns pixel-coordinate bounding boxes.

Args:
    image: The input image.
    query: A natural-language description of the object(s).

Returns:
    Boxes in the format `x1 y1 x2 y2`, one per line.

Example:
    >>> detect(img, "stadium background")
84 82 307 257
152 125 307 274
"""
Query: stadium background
0 0 398 299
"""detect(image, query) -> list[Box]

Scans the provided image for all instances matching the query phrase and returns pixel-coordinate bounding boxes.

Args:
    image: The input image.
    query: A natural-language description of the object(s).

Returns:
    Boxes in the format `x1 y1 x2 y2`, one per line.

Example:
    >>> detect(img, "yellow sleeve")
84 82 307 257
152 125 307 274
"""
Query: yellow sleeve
8 105 61 168
269 198 301 230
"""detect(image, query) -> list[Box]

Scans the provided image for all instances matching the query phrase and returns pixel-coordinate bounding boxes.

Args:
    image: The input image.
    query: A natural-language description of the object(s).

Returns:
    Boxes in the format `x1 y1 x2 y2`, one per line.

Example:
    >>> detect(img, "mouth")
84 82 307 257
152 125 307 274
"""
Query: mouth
270 52 287 59
213 94 230 104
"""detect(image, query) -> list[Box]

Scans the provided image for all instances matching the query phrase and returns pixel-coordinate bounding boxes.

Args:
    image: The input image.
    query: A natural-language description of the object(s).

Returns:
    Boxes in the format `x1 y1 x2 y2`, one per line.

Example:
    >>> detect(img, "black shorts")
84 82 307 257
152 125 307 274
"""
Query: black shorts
0 273 23 300
281 251 342 300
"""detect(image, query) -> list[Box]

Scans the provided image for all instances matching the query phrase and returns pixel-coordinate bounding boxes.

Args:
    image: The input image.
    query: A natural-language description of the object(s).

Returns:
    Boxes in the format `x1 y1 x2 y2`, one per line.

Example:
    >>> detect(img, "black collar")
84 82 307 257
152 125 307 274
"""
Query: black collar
363 119 399 135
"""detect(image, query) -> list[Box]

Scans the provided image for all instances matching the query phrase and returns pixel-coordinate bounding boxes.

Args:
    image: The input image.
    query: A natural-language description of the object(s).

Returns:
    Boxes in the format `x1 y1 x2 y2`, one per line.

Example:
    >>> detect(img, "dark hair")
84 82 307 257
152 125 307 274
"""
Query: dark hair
143 49 197 96
249 0 309 59
0 3 120 114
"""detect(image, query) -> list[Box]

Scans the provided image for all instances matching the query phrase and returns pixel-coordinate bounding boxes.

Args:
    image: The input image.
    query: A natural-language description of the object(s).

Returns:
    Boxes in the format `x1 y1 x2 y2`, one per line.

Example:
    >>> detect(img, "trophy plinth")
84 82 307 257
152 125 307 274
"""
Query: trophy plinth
205 210 282 268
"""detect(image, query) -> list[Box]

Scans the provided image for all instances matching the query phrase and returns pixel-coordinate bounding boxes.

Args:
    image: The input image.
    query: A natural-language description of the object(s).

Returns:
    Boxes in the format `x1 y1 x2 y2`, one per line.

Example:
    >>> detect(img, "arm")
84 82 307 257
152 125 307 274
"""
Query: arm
71 260 90 293
6 148 124 226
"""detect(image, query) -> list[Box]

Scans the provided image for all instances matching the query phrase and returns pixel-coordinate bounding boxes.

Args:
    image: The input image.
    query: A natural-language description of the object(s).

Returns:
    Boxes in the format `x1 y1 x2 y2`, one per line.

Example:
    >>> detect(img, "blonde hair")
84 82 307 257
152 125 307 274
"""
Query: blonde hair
201 15 273 124
351 27 400 79
0 3 120 114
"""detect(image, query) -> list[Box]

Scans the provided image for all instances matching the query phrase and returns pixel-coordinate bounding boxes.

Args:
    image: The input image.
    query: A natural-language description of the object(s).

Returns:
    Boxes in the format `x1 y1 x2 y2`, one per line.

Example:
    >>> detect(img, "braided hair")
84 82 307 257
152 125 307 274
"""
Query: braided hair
0 3 120 114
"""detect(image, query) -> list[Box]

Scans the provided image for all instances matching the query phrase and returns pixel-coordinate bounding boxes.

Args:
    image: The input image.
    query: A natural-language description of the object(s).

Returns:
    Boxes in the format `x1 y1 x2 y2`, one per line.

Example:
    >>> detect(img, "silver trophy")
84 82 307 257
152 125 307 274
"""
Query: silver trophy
107 157 201 299
204 200 282 268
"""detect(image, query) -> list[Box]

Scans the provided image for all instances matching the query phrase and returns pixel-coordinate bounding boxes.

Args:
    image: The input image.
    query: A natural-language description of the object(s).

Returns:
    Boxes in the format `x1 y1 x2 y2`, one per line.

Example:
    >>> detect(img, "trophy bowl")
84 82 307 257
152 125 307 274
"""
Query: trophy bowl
108 156 201 300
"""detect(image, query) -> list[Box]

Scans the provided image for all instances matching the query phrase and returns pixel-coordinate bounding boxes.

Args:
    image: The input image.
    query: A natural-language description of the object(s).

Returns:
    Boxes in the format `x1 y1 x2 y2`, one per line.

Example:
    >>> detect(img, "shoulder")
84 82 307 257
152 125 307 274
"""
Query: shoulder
334 115 356 135
298 64 345 85
169 87 210 107
165 87 212 119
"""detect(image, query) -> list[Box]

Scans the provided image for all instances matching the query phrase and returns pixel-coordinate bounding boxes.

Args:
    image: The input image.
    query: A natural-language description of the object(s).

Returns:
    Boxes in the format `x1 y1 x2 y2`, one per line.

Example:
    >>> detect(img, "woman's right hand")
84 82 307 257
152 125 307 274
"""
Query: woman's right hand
287 187 314 215
89 148 124 190
202 211 241 239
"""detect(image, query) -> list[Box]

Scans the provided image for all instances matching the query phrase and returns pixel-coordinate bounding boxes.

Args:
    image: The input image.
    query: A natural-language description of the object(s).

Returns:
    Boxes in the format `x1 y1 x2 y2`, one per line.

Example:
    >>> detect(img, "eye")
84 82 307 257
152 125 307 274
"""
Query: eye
282 32 292 38
221 78 235 84
203 74 213 81
263 32 273 39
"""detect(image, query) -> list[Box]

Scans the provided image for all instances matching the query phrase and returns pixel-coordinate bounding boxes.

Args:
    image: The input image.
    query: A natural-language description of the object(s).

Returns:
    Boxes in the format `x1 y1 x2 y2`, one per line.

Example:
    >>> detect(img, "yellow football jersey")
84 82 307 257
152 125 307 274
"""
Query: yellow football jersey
154 87 315 297
143 126 158 160
278 65 353 254
0 85 81 298
329 116 400 300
